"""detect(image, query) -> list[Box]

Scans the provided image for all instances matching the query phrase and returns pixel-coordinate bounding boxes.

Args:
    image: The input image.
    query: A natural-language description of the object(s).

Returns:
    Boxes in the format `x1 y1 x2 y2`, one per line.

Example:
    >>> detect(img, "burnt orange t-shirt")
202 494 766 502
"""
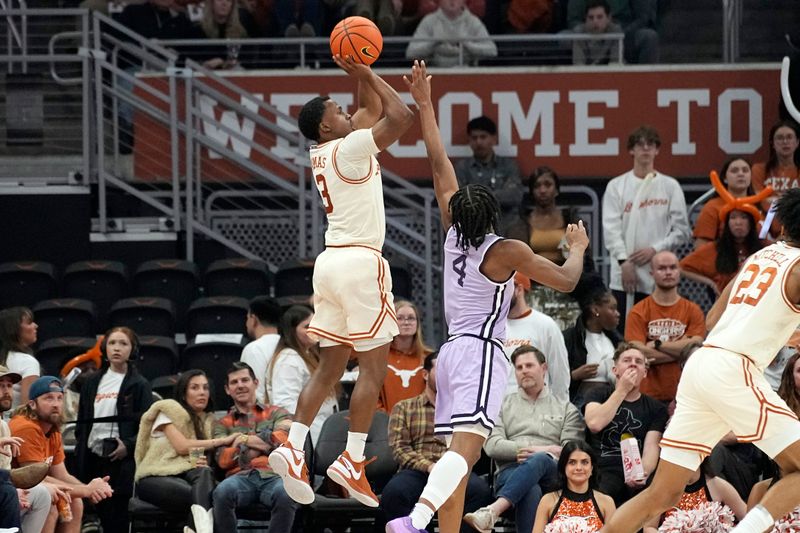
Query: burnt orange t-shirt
377 347 428 412
625 296 706 402
679 242 740 294
752 162 800 209
9 415 65 467
692 197 728 241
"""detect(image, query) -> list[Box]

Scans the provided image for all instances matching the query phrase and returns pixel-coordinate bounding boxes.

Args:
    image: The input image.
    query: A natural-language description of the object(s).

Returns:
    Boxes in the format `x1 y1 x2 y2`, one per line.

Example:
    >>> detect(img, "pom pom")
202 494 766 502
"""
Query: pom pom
658 501 735 533
544 517 594 533
771 507 800 532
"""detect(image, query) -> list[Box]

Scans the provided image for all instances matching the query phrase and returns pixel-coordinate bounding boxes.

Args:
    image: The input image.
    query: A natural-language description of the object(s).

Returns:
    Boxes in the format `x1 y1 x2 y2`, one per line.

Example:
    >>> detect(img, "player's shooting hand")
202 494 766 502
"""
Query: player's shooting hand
565 221 589 251
332 54 372 80
402 60 432 106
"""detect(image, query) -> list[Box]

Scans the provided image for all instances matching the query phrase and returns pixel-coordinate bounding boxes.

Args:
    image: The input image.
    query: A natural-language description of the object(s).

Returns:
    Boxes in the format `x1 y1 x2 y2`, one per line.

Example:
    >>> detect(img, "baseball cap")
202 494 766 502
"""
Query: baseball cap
0 365 21 384
28 376 64 401
514 272 531 291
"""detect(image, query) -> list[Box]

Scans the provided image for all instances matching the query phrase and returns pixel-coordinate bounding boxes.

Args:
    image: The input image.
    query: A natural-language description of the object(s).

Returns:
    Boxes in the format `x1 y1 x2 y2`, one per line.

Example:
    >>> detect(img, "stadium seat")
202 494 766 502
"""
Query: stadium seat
36 336 97 377
179 338 247 410
62 260 128 330
274 259 314 298
0 261 57 309
134 335 179 382
186 296 249 338
204 258 272 299
133 259 199 332
108 297 176 337
32 298 96 344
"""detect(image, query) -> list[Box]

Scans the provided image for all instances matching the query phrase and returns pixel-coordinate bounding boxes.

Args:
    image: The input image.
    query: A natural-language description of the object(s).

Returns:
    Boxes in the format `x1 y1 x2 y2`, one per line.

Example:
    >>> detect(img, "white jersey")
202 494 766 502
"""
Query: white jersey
309 128 385 250
706 241 800 368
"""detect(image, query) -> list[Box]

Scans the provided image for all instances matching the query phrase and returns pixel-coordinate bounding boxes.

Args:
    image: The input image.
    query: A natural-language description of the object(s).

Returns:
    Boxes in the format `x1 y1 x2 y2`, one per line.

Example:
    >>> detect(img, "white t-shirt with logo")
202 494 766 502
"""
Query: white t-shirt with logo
7 351 40 409
87 369 125 454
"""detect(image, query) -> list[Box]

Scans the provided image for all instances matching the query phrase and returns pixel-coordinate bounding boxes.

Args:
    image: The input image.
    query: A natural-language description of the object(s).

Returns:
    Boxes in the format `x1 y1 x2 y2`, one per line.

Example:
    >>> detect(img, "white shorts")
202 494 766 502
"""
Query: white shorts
660 346 800 470
307 245 398 352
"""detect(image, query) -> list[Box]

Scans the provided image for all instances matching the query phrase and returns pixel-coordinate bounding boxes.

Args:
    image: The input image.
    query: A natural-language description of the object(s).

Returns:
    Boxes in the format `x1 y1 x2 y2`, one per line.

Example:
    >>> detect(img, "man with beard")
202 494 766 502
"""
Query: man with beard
10 376 114 533
624 251 706 404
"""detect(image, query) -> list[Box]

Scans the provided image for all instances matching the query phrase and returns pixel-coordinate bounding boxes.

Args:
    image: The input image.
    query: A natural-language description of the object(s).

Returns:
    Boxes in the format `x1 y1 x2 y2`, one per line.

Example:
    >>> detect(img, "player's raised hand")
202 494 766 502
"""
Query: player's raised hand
402 60 432 107
565 220 589 251
333 54 372 80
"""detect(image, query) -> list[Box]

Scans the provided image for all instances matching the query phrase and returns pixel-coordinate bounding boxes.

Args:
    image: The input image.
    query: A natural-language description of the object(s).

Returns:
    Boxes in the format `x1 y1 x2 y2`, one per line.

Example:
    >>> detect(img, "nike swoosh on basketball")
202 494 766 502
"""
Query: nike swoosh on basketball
341 456 362 480
360 47 376 59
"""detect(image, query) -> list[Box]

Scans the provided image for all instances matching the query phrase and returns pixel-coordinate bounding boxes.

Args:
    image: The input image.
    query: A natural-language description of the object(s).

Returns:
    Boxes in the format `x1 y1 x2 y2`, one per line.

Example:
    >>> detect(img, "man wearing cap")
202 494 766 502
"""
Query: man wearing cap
0 365 54 531
10 375 114 533
503 273 571 402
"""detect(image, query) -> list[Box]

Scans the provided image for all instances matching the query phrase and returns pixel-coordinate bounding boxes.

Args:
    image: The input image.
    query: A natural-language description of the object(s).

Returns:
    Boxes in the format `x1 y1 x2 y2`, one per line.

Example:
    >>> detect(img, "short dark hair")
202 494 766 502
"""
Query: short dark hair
510 345 546 366
249 296 282 328
776 188 800 243
466 116 497 136
585 0 610 15
423 351 438 372
626 125 661 150
226 361 257 383
298 96 330 142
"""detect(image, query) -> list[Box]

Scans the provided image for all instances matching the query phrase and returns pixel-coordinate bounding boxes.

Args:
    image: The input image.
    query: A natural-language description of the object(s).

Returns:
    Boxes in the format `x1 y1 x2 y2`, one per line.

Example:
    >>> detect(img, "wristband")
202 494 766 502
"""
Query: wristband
654 339 662 349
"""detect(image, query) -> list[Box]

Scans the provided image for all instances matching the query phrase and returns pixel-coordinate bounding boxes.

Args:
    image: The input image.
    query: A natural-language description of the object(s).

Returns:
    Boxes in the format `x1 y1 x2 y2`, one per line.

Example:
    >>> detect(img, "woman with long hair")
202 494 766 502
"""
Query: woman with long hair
135 370 241 533
0 307 39 407
752 120 800 210
693 156 756 248
378 300 433 412
195 0 253 70
681 209 765 295
267 305 337 445
76 327 152 532
533 440 616 532
778 351 800 417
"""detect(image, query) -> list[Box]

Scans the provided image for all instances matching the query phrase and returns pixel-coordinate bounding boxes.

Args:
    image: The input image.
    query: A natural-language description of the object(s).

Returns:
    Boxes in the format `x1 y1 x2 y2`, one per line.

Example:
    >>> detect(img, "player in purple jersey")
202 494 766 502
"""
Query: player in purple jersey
385 61 589 533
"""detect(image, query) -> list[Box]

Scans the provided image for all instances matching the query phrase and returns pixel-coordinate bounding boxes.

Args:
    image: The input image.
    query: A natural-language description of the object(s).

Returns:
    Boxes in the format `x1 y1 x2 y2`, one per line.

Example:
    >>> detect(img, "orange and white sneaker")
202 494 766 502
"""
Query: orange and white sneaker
326 451 379 507
268 442 315 505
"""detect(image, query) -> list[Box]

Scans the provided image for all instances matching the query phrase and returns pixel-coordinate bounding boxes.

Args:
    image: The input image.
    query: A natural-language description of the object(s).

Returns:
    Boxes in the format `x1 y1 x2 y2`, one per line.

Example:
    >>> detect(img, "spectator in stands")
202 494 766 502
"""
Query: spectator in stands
506 166 589 267
212 362 298 532
274 0 320 36
191 0 257 69
562 273 621 408
506 0 555 33
468 346 585 533
504 274 571 402
572 0 623 65
381 352 491 532
567 0 658 63
778 351 800 417
752 120 800 211
379 300 434 412
267 305 337 446
624 251 705 404
681 210 764 296
693 157 756 248
405 0 497 67
240 296 282 404
454 116 523 233
355 0 402 35
0 307 39 408
602 125 690 329
135 370 242 533
532 440 616 531
75 327 153 533
11 376 114 533
583 343 668 505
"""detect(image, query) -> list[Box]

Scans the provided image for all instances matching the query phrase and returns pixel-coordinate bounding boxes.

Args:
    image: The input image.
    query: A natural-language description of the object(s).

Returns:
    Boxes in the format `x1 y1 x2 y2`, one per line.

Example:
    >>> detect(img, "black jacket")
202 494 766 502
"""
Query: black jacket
562 315 622 400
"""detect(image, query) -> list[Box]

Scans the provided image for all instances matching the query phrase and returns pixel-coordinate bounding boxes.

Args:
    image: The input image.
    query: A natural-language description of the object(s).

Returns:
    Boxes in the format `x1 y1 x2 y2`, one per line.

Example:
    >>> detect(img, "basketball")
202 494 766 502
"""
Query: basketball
329 16 383 66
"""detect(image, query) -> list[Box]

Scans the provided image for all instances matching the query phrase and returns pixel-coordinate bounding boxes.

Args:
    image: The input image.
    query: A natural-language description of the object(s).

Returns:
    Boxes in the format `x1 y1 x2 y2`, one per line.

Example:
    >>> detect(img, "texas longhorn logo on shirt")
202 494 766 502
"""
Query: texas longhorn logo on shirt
647 319 687 342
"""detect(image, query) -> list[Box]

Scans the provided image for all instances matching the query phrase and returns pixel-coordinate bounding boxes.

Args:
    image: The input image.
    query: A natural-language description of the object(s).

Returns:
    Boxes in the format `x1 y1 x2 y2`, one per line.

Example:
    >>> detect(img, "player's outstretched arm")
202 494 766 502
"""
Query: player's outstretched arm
349 65 382 130
333 55 414 151
403 60 457 229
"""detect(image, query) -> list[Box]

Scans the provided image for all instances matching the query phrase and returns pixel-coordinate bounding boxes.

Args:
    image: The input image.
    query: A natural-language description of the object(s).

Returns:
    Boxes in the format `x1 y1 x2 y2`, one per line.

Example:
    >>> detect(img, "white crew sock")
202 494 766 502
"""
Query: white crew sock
731 505 774 533
345 431 368 462
409 451 469 529
287 422 310 450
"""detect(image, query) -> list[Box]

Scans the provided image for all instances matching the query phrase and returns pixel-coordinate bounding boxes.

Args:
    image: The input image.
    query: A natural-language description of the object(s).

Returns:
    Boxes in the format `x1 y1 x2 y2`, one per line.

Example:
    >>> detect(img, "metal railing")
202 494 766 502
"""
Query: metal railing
722 0 742 63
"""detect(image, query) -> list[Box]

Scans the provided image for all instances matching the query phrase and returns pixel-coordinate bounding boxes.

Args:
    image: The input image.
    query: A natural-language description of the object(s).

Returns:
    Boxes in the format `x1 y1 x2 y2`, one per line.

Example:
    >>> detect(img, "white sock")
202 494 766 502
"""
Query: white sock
409 451 469 529
345 431 368 462
732 505 774 533
287 422 310 450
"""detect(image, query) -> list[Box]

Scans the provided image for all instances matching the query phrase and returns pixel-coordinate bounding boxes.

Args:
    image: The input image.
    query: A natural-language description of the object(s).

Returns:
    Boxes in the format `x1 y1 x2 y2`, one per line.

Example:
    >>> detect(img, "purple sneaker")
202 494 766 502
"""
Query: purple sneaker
385 517 426 533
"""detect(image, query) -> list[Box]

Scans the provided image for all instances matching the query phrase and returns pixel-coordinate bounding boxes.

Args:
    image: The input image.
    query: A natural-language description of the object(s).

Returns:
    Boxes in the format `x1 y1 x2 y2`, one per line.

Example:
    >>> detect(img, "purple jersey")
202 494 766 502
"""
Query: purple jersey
443 225 514 342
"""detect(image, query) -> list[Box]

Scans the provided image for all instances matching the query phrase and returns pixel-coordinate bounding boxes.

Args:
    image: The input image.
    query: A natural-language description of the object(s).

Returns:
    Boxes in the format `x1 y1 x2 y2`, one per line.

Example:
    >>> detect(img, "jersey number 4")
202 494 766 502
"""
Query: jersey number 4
452 254 467 287
730 264 777 306
315 174 333 214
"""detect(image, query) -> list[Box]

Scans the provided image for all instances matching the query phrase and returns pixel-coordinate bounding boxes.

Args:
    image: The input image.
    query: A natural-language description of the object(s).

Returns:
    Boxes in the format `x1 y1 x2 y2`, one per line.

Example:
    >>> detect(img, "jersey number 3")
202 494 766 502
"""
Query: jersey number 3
730 264 777 306
316 174 333 214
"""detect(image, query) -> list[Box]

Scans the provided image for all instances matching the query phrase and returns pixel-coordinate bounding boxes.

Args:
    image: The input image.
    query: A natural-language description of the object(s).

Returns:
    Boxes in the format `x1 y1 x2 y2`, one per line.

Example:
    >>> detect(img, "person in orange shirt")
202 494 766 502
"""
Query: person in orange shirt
752 120 800 212
681 210 765 295
378 300 434 412
693 157 757 249
624 251 706 404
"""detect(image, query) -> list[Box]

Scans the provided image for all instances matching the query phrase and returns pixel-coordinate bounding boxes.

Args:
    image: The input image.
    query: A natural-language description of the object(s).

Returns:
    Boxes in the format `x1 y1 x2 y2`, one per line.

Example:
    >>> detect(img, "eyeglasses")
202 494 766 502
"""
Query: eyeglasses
775 134 797 143
397 316 417 323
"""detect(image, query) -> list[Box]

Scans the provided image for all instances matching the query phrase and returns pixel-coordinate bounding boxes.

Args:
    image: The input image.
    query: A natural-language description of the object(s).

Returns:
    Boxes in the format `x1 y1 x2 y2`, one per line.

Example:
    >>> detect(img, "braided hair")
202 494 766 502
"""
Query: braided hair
448 184 501 252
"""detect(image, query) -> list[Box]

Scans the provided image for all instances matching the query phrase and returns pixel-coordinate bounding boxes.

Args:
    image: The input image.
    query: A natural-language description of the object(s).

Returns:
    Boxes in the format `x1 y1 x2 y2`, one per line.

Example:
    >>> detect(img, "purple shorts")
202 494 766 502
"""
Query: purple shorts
434 334 511 435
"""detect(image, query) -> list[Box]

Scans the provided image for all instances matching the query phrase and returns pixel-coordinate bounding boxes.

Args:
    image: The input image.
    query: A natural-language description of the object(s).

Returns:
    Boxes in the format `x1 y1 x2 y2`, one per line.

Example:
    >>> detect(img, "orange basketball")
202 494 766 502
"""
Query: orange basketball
329 16 383 66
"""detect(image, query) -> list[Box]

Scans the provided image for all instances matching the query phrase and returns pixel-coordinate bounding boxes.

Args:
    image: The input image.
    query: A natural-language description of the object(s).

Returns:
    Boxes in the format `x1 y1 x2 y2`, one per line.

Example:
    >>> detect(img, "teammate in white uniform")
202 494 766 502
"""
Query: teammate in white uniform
601 189 800 533
268 55 414 508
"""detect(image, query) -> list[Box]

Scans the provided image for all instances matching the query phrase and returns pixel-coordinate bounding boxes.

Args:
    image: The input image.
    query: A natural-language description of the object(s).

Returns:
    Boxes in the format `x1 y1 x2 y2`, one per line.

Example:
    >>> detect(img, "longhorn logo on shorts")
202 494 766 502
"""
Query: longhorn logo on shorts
360 47 376 60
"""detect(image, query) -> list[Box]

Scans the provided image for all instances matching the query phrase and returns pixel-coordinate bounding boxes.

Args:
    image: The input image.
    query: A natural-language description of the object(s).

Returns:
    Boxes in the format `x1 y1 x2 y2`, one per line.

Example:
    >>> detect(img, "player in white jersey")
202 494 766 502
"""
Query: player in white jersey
601 189 800 533
268 55 414 508
386 61 588 533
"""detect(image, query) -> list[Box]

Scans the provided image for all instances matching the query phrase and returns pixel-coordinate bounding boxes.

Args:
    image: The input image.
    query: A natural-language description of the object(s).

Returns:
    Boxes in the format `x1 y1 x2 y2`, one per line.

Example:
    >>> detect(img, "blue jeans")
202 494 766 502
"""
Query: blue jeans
0 470 20 529
212 470 298 533
495 453 557 533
